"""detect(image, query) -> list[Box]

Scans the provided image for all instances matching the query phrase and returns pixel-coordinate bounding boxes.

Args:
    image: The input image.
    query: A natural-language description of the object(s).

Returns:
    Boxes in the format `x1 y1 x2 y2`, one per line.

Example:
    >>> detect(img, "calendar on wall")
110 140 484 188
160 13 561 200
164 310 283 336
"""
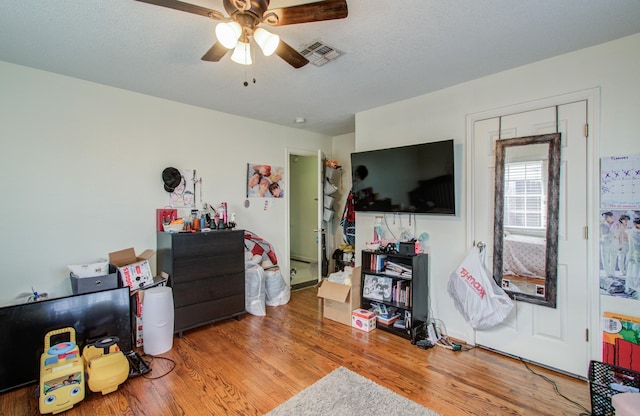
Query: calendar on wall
599 153 640 301
601 153 640 209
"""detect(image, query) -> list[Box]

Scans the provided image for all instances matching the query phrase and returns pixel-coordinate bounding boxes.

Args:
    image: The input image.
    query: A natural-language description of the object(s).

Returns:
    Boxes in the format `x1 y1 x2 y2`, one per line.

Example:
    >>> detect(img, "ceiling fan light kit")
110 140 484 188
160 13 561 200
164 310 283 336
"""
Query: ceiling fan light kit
253 27 280 57
215 21 242 49
134 0 348 68
231 41 252 65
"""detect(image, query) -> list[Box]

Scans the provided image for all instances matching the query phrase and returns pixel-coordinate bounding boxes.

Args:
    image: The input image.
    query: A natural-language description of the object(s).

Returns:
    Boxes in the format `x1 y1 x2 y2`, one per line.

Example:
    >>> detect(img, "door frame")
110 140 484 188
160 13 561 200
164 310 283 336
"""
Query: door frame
285 148 323 285
465 88 601 363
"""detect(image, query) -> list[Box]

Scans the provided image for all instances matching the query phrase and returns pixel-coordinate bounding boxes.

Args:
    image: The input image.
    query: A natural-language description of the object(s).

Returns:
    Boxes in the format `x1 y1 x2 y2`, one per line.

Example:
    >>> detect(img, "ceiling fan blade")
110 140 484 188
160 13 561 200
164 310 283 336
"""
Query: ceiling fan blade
134 0 225 20
201 42 229 62
264 0 348 26
275 41 309 69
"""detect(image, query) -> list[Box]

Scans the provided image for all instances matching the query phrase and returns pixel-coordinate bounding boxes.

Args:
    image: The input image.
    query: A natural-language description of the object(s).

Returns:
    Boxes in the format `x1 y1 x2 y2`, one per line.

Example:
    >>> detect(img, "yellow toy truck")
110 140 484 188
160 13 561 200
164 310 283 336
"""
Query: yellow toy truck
39 327 85 414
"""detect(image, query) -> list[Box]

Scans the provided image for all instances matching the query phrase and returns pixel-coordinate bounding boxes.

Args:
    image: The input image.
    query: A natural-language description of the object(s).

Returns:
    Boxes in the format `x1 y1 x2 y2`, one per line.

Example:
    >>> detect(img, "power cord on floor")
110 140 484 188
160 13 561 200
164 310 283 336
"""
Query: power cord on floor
519 358 591 415
434 337 462 351
141 353 177 380
425 318 476 352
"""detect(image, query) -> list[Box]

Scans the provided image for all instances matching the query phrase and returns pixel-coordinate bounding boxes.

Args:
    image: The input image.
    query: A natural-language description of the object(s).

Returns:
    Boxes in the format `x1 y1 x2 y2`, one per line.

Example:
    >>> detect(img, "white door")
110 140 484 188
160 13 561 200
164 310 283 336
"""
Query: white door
470 101 589 377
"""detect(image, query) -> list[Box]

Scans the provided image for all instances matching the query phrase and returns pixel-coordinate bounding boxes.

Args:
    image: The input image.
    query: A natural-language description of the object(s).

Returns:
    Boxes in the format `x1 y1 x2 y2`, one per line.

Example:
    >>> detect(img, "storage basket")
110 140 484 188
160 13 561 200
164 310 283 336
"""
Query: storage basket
324 195 334 209
323 208 335 222
324 178 338 195
325 166 340 181
589 360 640 415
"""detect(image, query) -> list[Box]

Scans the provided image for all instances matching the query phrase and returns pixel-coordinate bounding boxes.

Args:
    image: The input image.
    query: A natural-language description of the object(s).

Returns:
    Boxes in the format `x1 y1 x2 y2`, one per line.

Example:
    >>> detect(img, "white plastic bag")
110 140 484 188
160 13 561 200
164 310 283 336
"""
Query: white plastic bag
245 265 266 316
447 246 514 330
264 268 290 306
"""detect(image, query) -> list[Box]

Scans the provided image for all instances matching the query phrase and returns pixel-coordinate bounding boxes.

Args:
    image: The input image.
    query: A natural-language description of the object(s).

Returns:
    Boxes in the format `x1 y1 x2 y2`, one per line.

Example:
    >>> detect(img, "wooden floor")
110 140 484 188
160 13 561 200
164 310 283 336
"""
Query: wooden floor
1 287 591 416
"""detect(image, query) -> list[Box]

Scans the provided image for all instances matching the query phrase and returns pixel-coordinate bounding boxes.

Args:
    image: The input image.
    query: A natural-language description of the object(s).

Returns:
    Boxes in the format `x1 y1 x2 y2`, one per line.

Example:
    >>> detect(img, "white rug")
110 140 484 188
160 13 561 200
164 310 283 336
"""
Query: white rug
264 367 440 416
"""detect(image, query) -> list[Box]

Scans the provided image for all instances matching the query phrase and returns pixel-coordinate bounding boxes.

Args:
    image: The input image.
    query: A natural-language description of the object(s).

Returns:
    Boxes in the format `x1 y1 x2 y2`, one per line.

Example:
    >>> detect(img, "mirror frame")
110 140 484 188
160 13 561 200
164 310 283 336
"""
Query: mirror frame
493 133 561 308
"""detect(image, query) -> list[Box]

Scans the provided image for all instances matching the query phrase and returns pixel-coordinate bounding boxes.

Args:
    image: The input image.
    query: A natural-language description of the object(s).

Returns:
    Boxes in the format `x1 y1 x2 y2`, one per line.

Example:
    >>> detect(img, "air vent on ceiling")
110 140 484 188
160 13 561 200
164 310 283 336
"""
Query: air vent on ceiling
298 40 344 67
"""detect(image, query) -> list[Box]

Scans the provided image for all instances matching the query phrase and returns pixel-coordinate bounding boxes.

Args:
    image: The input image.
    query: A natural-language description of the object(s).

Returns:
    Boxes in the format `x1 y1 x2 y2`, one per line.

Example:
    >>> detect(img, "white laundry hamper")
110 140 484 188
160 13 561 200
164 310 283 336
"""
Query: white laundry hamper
142 286 174 355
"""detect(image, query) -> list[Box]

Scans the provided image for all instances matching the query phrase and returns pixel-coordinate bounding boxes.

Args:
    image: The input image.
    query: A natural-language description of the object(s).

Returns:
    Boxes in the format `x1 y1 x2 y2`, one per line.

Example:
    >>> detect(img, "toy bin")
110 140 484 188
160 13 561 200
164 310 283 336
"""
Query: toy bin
589 360 640 415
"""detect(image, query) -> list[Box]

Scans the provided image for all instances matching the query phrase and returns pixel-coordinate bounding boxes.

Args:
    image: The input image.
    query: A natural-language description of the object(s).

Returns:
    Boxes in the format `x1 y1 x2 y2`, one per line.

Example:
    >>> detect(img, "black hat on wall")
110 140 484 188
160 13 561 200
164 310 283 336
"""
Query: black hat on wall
162 167 182 193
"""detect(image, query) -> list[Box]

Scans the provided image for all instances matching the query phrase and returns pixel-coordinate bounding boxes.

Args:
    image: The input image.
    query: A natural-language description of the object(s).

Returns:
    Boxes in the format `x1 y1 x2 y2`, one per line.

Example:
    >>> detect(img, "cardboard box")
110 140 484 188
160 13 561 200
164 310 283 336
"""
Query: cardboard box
134 315 144 348
130 275 169 348
317 267 361 326
67 260 109 278
70 264 119 295
352 308 377 332
109 247 155 290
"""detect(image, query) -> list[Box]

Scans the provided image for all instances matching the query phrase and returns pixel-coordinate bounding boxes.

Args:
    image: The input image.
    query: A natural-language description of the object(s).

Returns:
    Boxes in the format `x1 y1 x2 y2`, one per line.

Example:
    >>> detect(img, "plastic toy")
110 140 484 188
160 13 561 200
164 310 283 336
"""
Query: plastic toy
39 327 85 414
82 336 129 395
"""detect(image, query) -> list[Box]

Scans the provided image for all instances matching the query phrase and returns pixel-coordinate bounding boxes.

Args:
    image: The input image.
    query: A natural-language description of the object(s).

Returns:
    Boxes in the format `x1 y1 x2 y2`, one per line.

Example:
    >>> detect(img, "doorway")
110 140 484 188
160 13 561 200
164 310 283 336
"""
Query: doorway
289 152 321 290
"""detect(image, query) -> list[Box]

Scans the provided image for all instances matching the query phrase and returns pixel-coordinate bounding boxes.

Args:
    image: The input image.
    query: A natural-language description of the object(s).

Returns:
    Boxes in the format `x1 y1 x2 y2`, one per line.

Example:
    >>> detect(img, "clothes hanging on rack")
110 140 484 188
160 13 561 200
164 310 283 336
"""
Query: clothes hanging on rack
340 190 355 246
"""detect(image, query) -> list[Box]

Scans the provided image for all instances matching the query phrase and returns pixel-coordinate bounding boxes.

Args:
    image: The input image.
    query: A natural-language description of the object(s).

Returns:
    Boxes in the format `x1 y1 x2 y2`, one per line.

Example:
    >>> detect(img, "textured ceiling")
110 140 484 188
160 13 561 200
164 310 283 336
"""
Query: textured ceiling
1 0 640 136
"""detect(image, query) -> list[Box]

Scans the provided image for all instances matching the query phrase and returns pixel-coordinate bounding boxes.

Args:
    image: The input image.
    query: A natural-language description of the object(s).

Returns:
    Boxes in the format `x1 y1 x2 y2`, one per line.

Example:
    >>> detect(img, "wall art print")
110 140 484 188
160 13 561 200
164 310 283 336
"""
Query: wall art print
247 164 284 198
600 153 640 300
167 168 198 208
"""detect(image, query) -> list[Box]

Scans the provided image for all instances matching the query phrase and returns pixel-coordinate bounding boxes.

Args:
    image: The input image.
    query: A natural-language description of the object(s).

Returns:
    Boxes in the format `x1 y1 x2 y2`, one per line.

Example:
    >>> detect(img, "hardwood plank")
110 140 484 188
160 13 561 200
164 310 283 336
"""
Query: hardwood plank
0 287 590 416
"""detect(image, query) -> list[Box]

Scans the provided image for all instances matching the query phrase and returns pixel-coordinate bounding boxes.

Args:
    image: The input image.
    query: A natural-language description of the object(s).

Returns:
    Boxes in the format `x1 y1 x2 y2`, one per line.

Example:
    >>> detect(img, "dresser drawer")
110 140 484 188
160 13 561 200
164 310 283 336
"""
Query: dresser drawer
172 273 244 308
171 231 243 258
172 255 243 284
174 294 245 334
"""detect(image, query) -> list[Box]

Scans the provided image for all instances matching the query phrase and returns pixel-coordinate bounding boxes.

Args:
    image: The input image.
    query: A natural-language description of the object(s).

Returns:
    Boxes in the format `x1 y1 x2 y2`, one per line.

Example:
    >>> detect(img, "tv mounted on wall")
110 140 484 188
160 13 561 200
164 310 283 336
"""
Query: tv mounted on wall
350 139 455 215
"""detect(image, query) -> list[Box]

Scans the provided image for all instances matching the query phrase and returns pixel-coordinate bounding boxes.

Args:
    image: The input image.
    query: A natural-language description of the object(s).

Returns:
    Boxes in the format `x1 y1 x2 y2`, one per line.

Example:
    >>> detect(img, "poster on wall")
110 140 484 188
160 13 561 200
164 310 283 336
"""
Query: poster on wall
600 154 640 300
602 311 640 372
247 164 284 198
167 168 198 208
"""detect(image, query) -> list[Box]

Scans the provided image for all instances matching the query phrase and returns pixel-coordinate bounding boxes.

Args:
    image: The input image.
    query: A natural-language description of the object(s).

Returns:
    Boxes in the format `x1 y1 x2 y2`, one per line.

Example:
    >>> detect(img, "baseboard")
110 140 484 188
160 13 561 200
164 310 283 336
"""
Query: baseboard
291 256 316 264
291 280 318 291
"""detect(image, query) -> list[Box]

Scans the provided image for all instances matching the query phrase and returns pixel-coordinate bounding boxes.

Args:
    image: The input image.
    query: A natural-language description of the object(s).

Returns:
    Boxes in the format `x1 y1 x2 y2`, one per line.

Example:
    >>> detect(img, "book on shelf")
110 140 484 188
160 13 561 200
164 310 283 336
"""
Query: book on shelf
390 280 411 306
384 260 412 278
384 269 412 278
368 253 388 272
393 319 406 329
368 302 388 315
377 313 401 326
392 310 411 330
406 285 411 307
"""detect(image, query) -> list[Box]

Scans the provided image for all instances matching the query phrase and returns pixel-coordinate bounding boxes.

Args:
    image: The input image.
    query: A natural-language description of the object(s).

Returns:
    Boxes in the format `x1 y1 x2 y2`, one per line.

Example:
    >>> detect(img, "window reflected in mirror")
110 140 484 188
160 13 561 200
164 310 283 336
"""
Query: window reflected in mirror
493 133 561 308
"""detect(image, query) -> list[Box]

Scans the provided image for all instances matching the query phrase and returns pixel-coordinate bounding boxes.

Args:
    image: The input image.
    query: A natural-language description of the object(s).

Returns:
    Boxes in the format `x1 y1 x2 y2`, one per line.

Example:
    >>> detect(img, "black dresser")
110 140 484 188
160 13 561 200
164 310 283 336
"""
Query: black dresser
156 230 245 337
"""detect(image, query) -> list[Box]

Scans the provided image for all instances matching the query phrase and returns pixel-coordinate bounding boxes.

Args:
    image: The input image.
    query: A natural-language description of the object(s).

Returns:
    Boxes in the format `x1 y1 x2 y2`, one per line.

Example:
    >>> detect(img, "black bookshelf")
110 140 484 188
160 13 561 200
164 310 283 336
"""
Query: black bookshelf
360 250 429 340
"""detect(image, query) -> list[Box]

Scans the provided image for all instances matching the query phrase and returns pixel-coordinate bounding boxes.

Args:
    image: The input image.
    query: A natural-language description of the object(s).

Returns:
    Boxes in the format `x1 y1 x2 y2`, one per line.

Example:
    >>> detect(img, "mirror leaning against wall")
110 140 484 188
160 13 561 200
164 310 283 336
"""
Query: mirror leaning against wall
493 133 561 308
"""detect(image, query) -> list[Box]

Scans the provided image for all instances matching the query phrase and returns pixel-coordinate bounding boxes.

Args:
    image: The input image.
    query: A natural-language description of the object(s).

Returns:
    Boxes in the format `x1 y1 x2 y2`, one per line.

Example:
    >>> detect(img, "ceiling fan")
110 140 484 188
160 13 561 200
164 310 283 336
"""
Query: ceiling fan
134 0 348 68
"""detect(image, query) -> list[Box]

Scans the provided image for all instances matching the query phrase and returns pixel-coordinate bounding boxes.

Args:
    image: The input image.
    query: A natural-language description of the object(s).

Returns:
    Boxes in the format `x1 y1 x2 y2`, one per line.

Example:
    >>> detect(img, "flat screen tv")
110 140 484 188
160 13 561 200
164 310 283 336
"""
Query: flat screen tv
0 287 132 393
350 139 455 215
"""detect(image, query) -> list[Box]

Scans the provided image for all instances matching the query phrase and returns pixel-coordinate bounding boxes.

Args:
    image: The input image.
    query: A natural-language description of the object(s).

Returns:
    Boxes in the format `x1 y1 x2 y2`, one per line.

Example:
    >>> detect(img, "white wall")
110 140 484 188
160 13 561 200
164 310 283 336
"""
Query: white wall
0 61 332 306
353 34 640 350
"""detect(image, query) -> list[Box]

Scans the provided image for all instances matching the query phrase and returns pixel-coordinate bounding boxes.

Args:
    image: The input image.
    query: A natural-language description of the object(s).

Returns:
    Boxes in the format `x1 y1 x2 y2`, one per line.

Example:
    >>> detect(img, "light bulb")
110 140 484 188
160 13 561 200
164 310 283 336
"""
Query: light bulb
254 27 280 56
215 22 242 49
231 41 252 65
